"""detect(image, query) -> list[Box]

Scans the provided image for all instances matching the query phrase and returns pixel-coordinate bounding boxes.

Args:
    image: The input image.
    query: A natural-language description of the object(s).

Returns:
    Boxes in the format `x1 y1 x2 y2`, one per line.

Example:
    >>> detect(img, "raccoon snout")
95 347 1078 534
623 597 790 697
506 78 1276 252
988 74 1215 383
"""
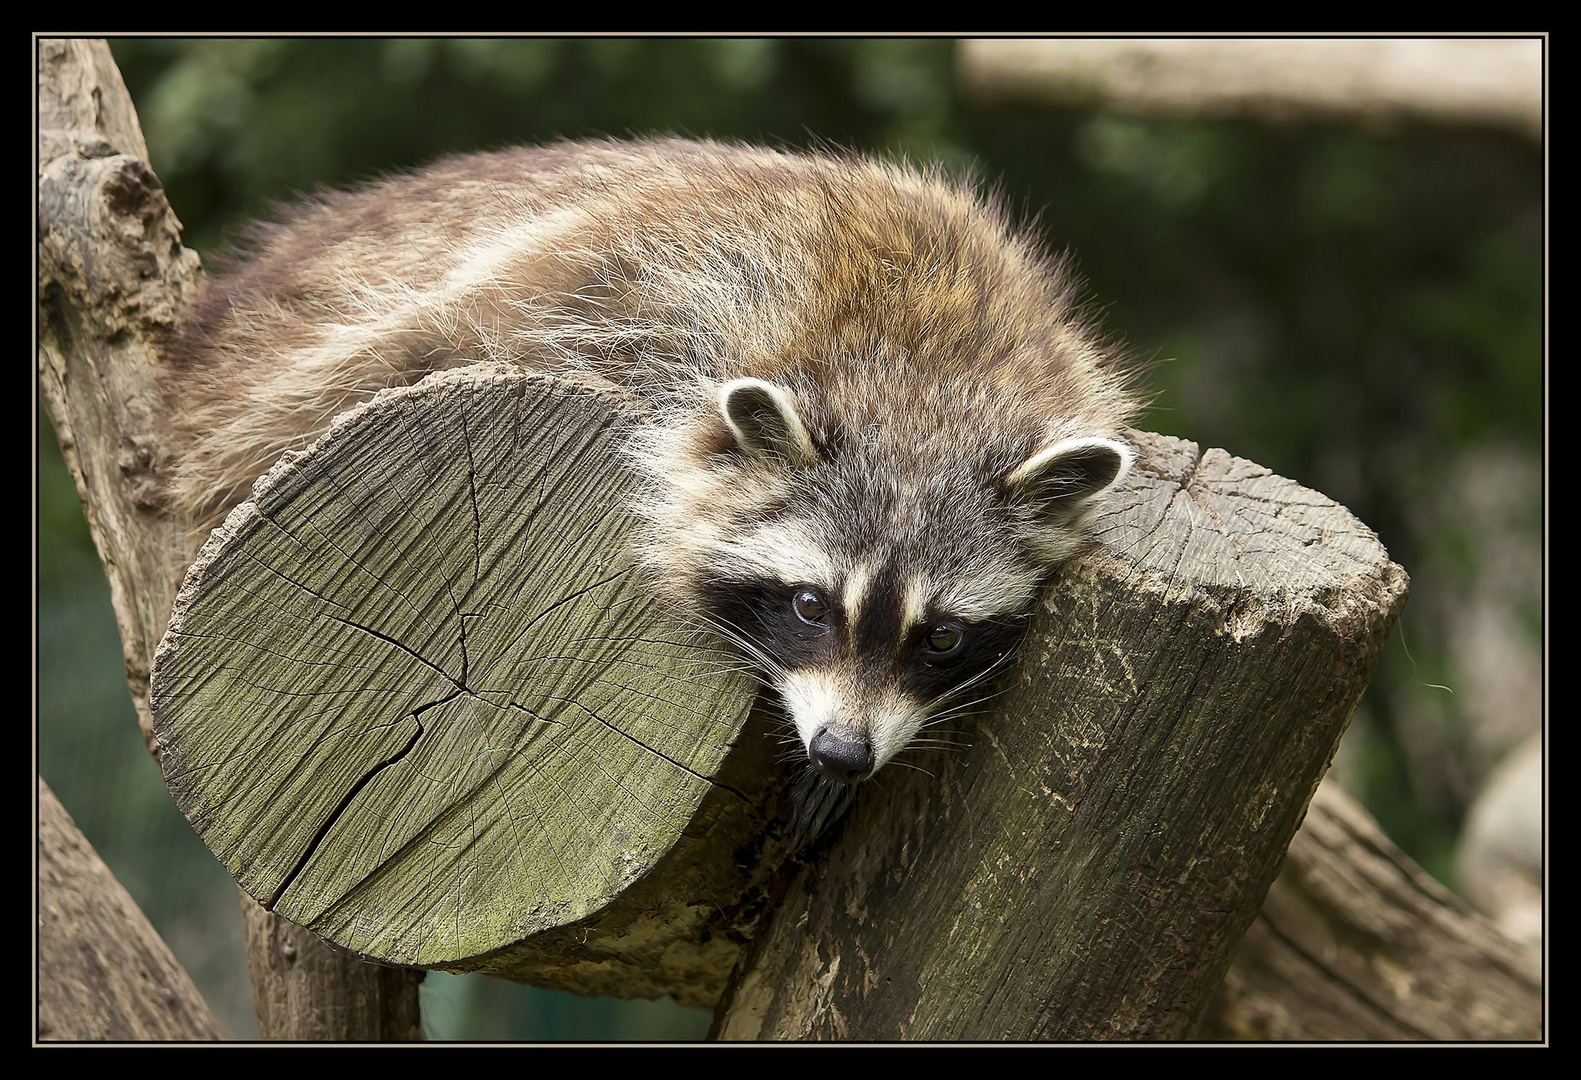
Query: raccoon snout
809 728 874 785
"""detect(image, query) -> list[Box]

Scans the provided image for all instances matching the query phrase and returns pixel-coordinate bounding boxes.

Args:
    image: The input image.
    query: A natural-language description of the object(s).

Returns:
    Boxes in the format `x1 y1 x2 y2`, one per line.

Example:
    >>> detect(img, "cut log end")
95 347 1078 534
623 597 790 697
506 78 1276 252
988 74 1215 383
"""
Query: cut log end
151 366 759 969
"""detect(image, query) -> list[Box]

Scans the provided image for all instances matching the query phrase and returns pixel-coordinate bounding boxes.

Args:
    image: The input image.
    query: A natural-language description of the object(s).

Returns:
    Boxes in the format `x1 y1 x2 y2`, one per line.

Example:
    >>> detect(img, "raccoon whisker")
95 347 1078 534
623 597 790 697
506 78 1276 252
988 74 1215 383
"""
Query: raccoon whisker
904 733 973 749
882 759 938 779
677 609 791 681
923 684 1016 726
932 677 1012 712
923 645 1018 714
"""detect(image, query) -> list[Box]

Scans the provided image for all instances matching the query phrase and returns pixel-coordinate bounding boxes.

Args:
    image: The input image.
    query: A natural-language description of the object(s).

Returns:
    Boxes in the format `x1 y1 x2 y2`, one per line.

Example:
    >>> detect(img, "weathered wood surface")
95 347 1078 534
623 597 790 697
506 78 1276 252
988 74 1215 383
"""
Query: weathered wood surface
151 366 759 975
958 38 1543 141
37 37 198 750
37 778 224 1041
238 891 424 1041
38 37 424 1041
713 431 1410 1040
1201 780 1542 1041
147 384 1413 1029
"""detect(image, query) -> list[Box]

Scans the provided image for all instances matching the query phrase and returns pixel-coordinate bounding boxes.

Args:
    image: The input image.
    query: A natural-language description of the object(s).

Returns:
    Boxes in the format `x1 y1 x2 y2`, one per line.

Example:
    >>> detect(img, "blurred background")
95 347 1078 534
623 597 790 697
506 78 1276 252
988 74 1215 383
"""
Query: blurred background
37 37 1543 1040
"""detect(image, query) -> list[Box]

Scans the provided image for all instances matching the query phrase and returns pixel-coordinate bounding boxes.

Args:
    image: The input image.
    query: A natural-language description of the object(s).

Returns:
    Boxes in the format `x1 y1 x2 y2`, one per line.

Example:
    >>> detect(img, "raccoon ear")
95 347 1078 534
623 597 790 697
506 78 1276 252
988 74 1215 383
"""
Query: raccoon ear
1005 436 1134 524
718 378 818 466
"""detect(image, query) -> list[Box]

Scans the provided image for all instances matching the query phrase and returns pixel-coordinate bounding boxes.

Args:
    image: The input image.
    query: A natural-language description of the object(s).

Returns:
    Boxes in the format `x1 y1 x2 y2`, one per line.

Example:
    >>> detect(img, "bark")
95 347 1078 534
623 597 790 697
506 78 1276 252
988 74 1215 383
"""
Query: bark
239 894 423 1041
37 777 224 1041
1201 781 1542 1041
37 37 198 751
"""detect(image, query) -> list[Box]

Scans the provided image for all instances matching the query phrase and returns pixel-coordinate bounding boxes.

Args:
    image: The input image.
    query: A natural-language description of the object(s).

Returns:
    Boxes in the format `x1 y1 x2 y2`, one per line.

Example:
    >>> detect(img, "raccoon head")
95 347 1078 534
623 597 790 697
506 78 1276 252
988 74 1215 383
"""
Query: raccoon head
687 377 1133 799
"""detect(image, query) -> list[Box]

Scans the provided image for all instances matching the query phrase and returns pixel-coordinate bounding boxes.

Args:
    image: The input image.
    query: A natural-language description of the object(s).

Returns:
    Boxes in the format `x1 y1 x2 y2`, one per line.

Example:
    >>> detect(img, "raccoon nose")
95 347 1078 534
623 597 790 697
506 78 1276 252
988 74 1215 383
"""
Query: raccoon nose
809 728 874 785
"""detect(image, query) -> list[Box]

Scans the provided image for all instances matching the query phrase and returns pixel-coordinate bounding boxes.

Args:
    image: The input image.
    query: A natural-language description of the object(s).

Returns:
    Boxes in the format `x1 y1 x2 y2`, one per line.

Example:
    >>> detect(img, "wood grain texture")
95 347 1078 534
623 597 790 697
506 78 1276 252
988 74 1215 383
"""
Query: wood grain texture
1202 781 1541 1041
151 365 757 968
239 890 423 1041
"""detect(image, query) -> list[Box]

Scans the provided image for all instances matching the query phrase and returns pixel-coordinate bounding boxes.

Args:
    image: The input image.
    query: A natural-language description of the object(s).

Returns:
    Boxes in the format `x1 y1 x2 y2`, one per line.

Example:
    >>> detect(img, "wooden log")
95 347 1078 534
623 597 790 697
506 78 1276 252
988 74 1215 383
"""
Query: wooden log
712 431 1410 1040
37 778 224 1041
238 890 424 1041
37 37 199 750
150 383 1411 1036
150 366 763 1004
957 38 1543 141
1201 780 1542 1041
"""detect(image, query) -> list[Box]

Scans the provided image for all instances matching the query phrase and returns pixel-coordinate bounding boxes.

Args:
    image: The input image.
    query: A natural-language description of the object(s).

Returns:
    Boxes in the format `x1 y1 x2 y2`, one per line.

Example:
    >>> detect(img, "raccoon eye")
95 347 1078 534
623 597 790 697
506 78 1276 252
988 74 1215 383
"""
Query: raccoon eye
923 621 964 655
792 588 831 627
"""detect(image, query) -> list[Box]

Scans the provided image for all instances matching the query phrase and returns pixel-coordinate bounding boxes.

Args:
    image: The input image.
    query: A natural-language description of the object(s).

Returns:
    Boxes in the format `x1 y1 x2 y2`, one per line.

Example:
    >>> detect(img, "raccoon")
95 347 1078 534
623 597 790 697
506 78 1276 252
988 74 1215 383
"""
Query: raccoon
165 138 1138 848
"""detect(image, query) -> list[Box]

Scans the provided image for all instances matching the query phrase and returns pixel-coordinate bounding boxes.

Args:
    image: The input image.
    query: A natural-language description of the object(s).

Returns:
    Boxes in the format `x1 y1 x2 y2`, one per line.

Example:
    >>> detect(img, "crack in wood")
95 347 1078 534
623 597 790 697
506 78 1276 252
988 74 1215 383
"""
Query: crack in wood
266 695 447 909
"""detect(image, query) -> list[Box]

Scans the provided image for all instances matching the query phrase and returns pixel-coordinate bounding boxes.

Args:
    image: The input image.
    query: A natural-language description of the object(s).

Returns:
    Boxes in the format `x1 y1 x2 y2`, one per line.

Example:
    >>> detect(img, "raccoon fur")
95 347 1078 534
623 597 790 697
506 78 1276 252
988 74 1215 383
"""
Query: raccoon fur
164 137 1138 849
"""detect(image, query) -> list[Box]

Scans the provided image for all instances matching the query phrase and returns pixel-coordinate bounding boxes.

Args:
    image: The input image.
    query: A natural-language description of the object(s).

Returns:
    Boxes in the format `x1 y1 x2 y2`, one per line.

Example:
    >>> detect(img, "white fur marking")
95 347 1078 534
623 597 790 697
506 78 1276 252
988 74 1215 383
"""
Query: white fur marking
900 574 932 632
778 670 927 774
726 522 838 587
867 685 931 772
843 564 873 628
778 670 844 749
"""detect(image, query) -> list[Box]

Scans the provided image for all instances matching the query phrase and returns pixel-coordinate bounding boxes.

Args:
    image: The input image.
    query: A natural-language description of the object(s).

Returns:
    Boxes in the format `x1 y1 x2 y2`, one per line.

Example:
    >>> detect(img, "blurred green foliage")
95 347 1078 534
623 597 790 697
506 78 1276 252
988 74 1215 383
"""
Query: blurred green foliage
39 37 1542 1040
